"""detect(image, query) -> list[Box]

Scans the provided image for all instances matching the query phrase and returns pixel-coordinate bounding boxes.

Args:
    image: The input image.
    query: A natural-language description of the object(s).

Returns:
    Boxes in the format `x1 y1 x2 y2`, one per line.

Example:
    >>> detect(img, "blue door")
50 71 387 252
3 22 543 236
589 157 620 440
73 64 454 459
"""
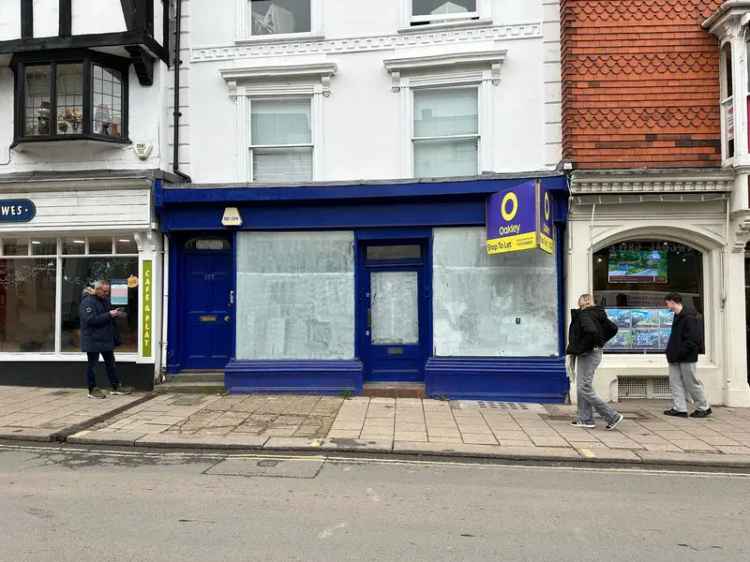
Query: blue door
359 242 431 382
182 237 234 370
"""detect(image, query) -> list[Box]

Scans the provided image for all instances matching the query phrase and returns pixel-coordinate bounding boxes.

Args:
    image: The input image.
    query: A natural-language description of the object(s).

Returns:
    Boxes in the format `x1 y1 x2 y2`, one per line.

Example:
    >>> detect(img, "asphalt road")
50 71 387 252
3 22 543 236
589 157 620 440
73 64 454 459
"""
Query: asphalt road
1 444 748 562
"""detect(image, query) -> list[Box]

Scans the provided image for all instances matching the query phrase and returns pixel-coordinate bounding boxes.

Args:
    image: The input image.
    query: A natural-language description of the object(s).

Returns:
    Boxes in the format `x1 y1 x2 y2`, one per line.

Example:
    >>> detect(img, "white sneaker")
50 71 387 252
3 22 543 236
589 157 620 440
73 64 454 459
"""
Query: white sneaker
571 420 596 429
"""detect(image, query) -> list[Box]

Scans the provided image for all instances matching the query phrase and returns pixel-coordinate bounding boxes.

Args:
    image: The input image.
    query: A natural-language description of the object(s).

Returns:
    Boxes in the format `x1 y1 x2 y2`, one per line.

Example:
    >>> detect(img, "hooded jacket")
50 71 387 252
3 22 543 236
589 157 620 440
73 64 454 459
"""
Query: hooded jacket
79 289 118 353
665 306 701 364
566 306 609 356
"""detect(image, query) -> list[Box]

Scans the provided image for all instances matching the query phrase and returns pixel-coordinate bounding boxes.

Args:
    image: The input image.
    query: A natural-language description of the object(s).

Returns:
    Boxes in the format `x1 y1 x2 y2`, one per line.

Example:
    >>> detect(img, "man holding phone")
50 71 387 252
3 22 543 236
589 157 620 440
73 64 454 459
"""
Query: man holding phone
80 280 133 398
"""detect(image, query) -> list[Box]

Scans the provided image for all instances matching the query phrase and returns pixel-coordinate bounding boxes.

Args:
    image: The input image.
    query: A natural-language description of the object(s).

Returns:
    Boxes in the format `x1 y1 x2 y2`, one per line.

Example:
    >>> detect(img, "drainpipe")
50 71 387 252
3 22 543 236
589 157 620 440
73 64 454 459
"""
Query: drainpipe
172 0 191 183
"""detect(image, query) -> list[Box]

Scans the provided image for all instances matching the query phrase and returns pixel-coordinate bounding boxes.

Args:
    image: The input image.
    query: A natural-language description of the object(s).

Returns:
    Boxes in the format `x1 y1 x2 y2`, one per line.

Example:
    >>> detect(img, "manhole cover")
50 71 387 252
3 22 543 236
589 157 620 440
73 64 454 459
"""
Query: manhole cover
205 458 324 479
451 401 547 414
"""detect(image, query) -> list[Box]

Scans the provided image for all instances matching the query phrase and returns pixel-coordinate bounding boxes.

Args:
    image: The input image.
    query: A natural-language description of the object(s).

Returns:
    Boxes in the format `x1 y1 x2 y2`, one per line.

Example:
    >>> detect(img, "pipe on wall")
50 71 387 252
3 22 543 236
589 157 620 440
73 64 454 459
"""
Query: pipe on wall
172 0 191 183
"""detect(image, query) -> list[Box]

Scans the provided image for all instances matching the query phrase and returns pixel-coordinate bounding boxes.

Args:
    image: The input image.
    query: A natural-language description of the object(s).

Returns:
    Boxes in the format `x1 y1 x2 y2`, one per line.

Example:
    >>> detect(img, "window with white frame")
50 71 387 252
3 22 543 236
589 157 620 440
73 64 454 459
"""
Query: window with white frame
410 0 479 26
413 87 479 178
721 42 735 160
250 98 313 182
249 0 311 35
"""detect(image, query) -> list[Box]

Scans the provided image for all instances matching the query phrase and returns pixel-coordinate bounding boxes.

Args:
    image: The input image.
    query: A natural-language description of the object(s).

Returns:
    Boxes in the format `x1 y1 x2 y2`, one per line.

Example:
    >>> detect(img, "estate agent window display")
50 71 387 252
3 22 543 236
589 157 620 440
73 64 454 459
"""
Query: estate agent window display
13 51 129 145
592 240 704 355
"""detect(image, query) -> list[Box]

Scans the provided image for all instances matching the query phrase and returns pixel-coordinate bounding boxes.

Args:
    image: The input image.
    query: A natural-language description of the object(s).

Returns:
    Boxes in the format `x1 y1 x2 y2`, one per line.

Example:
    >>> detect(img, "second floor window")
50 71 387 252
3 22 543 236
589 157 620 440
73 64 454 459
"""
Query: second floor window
250 99 313 182
721 43 734 160
250 0 311 35
411 0 478 26
16 53 128 143
413 88 479 178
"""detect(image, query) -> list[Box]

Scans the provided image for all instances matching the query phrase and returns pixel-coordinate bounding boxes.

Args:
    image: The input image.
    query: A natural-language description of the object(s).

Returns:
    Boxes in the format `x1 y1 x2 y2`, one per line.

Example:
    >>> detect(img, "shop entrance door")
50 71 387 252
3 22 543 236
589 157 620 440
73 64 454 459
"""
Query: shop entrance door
359 242 431 382
181 236 234 370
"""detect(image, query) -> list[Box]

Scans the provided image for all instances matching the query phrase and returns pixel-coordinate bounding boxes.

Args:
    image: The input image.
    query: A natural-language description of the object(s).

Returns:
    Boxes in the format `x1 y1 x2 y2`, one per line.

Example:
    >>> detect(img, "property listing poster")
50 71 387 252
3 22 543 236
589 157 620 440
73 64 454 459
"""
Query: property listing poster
605 308 674 352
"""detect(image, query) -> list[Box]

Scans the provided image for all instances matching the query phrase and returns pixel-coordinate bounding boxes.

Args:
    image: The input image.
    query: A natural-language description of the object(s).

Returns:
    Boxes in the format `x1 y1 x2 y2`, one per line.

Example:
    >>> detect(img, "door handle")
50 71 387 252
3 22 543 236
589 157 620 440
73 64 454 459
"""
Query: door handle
225 315 231 322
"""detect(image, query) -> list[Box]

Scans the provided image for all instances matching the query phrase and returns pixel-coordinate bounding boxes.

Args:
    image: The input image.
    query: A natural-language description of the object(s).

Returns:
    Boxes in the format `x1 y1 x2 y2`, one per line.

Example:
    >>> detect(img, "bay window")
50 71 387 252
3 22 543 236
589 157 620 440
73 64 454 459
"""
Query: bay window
0 235 140 354
14 52 128 144
250 99 313 183
721 43 734 160
413 87 479 178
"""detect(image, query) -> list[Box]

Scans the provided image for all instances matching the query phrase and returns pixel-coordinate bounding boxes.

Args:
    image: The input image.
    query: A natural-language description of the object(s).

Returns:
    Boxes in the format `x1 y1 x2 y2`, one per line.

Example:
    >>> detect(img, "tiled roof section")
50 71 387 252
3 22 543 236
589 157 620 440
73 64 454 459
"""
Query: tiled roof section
561 0 724 169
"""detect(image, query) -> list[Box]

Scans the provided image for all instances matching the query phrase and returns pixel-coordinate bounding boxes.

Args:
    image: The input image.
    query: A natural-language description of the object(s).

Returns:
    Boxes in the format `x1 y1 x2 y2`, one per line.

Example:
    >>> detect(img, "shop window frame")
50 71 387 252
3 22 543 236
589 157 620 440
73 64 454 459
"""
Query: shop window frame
11 50 131 147
0 235 140 356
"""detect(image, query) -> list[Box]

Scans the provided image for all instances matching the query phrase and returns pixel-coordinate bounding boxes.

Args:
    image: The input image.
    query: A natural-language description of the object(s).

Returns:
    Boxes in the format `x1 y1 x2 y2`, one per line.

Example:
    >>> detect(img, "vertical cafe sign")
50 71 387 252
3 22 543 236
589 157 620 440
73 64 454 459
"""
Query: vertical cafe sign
142 260 153 357
486 180 554 255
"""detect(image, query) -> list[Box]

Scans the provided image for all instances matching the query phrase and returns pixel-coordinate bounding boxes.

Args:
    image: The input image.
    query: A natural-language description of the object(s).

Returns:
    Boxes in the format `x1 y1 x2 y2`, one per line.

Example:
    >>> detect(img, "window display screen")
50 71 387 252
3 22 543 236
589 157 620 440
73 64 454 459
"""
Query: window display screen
607 249 668 284
605 308 674 352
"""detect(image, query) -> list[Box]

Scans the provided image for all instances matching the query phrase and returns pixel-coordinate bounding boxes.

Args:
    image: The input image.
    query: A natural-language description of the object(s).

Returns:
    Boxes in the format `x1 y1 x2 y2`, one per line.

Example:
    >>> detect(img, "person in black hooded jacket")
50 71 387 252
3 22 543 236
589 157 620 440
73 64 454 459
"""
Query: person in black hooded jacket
663 293 711 418
566 294 624 430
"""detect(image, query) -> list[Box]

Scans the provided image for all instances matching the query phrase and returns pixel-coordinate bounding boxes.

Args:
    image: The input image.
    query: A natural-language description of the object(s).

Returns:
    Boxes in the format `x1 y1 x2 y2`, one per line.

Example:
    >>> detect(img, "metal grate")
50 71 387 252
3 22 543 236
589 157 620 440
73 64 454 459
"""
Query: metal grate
618 377 671 400
451 401 547 414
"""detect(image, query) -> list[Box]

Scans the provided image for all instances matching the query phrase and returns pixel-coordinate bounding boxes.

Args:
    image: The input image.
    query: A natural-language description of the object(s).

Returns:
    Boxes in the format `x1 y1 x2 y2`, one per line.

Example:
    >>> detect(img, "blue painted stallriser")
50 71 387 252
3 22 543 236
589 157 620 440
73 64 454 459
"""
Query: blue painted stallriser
425 359 570 403
224 360 364 395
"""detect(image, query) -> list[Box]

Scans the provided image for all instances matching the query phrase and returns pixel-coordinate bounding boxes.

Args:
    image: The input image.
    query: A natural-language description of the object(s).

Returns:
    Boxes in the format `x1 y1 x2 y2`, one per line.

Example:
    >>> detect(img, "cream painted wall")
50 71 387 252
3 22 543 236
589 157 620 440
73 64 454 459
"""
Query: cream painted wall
32 0 59 38
0 0 21 41
71 0 128 35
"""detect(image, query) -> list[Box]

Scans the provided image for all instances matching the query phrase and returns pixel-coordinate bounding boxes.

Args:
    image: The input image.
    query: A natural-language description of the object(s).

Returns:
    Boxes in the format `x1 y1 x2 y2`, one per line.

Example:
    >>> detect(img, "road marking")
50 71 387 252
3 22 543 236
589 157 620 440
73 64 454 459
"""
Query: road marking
318 522 348 540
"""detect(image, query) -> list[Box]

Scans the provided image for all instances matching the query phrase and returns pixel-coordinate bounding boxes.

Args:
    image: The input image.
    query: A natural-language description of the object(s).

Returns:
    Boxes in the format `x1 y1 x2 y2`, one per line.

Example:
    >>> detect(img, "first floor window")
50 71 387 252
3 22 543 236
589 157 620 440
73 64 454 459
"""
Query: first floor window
593 240 704 354
411 0 478 26
250 0 311 35
413 87 479 178
0 235 140 354
250 98 313 182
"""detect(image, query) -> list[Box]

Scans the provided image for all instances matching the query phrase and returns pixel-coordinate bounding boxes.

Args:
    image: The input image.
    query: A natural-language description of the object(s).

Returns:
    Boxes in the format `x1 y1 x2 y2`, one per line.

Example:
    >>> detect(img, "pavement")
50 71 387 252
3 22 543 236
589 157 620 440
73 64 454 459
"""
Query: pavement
2 386 750 468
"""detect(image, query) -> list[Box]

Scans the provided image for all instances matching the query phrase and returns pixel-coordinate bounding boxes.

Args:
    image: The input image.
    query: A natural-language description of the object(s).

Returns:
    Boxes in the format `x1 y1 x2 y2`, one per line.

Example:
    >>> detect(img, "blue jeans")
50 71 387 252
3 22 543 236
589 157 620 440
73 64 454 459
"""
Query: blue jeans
576 349 619 424
86 351 120 391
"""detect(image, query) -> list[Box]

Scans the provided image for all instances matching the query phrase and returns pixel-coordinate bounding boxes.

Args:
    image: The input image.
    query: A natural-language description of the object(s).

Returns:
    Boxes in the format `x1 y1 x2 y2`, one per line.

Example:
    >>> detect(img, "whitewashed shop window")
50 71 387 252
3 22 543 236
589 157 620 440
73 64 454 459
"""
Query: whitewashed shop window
413 87 479 178
237 0 322 40
432 227 559 357
250 98 313 182
235 231 355 359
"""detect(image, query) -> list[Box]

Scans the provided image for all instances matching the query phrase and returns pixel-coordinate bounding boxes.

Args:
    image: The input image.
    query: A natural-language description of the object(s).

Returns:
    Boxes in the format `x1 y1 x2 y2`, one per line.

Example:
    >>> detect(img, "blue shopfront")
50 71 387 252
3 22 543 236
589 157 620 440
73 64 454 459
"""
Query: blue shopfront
156 174 570 402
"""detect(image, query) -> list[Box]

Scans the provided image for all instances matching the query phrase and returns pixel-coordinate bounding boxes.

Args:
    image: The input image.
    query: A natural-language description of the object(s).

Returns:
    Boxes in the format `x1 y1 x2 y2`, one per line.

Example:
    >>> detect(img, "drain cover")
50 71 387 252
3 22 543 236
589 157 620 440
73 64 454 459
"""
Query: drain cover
451 401 547 414
205 457 324 479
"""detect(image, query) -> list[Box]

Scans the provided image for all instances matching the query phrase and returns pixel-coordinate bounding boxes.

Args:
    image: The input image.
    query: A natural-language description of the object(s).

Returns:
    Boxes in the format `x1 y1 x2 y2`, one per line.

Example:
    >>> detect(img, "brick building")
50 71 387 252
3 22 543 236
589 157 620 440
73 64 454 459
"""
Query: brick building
561 0 750 406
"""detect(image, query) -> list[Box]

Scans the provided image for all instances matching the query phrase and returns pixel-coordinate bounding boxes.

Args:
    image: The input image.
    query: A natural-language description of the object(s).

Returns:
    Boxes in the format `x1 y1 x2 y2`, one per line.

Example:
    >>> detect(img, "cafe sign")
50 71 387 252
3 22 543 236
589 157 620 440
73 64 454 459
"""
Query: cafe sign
0 199 36 223
486 180 554 255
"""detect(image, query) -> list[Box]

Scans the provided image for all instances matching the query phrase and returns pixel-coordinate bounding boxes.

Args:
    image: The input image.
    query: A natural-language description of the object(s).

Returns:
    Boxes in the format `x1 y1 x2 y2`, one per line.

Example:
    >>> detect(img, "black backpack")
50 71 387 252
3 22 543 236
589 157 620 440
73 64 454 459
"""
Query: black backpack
598 316 619 344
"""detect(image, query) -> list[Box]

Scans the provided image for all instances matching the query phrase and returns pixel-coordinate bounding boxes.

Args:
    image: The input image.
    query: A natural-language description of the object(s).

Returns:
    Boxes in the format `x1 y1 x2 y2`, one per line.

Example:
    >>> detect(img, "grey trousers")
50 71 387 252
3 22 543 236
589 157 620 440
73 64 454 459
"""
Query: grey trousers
576 349 619 424
668 362 709 413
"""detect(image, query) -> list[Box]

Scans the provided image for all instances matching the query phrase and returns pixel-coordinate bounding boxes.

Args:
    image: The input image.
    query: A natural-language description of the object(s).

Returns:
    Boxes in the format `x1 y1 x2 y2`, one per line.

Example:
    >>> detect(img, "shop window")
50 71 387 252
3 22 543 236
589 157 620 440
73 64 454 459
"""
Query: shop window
0 235 139 354
250 0 311 35
61 257 139 352
593 240 703 354
0 259 57 352
14 53 129 145
235 231 355 359
410 0 478 26
250 99 313 182
433 227 559 357
413 88 479 178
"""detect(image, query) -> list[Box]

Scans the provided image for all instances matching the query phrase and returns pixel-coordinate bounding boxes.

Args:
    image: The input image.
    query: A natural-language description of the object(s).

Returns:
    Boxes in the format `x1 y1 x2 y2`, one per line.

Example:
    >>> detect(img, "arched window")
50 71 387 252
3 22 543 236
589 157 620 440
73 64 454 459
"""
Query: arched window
593 240 703 354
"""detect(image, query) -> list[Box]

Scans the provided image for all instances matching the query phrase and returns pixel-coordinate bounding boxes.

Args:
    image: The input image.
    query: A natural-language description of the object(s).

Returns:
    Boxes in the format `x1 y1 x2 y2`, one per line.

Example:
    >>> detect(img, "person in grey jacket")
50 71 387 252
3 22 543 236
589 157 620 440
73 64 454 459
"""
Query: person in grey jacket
80 280 132 398
566 294 624 430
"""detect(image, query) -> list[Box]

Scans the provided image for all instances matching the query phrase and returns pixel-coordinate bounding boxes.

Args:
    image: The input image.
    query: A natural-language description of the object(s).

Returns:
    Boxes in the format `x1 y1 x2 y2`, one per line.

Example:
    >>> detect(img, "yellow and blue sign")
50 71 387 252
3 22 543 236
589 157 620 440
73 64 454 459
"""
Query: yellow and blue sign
486 180 554 255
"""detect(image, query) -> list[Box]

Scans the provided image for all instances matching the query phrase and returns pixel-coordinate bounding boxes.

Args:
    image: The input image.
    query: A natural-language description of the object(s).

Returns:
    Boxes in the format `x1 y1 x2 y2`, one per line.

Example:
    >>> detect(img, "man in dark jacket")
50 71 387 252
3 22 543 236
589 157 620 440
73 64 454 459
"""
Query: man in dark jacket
664 293 710 417
80 280 132 398
566 294 624 430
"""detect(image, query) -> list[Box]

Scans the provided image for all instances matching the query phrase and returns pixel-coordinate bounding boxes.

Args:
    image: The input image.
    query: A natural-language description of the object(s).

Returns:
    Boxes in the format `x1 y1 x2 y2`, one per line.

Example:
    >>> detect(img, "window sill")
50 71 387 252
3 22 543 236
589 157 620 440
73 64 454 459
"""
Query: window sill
235 32 326 46
12 136 132 152
398 18 493 34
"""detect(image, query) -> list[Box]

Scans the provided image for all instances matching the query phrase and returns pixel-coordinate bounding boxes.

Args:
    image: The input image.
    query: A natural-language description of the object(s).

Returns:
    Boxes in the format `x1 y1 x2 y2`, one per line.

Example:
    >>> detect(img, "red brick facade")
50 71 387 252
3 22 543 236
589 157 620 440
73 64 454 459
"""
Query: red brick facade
561 0 724 169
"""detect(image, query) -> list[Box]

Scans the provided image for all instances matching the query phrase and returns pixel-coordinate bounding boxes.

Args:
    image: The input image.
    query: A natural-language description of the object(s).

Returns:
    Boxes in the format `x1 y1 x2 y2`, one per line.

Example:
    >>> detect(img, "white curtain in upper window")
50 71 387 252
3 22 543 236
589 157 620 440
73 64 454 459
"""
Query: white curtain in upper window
251 99 311 146
414 88 478 138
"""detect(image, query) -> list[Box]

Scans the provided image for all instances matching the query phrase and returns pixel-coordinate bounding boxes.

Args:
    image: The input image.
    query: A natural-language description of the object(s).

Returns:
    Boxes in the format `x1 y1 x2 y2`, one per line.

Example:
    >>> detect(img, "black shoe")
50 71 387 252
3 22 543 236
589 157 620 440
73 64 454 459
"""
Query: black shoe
664 409 688 417
606 413 625 431
689 408 712 418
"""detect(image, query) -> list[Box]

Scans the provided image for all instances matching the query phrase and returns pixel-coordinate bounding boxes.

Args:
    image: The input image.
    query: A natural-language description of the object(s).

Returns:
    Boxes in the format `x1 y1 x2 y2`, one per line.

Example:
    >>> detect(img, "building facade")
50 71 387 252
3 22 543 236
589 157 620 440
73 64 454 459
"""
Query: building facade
157 0 570 400
561 0 750 407
0 1 176 388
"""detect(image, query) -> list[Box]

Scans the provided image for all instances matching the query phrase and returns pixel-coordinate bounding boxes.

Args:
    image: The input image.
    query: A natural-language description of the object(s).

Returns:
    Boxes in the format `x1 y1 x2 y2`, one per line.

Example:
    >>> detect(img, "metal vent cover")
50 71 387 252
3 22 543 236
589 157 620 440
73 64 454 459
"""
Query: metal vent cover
618 377 670 400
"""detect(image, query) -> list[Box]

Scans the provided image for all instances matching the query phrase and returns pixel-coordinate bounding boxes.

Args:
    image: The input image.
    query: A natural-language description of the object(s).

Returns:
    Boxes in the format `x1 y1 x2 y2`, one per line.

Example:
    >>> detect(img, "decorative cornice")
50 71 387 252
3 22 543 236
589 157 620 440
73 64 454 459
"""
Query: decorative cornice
191 23 541 63
703 1 750 36
570 170 735 194
384 49 506 91
220 62 338 97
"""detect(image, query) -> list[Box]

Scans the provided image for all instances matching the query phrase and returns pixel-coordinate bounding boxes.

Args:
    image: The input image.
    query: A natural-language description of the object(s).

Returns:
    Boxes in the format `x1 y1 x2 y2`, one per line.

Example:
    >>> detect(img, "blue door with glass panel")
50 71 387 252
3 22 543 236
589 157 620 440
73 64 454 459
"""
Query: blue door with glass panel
182 237 234 370
359 242 431 382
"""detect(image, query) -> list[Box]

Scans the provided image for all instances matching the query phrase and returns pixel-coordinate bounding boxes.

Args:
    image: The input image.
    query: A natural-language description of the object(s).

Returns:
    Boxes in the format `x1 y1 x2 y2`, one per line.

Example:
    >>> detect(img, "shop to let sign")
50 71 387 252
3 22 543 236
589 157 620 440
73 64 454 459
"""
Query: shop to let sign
0 199 36 223
141 260 153 358
486 180 554 255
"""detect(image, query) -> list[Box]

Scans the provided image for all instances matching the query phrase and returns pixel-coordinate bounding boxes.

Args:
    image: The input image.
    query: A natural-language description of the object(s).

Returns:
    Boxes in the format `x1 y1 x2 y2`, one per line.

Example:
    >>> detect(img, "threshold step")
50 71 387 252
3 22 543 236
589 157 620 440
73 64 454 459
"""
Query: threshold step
155 381 226 394
363 383 425 399
166 371 225 383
